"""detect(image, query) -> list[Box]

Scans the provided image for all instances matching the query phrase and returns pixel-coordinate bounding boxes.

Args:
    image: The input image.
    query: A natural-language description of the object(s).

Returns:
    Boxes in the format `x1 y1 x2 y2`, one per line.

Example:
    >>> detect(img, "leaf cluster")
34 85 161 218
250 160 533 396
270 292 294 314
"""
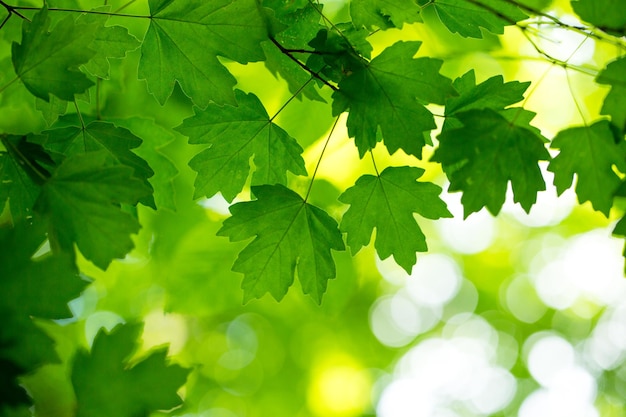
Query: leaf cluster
1 0 626 414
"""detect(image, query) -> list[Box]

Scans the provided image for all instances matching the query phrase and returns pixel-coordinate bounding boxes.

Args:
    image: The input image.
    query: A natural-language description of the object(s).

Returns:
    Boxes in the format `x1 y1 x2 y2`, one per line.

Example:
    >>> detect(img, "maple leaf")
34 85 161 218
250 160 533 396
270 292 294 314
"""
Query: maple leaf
35 152 151 269
177 90 307 202
350 0 423 30
572 0 626 36
548 120 626 216
218 184 345 303
78 9 141 79
11 7 98 101
41 119 155 208
596 56 626 133
72 323 189 417
339 166 451 272
428 0 527 38
139 0 268 107
432 108 550 216
333 41 456 158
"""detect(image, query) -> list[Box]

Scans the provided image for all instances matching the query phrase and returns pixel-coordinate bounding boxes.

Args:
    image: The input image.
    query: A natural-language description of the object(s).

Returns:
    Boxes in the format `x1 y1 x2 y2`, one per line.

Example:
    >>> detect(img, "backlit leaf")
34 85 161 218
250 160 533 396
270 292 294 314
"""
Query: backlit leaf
548 120 626 216
350 0 423 30
428 0 527 38
139 0 268 107
572 0 626 35
339 166 451 272
333 41 455 158
596 56 626 133
218 184 345 303
432 108 550 216
177 90 306 202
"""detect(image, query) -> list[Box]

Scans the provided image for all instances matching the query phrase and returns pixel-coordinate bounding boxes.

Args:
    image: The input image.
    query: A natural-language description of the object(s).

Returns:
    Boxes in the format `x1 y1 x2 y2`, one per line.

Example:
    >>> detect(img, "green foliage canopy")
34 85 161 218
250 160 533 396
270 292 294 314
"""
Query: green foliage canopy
1 0 626 416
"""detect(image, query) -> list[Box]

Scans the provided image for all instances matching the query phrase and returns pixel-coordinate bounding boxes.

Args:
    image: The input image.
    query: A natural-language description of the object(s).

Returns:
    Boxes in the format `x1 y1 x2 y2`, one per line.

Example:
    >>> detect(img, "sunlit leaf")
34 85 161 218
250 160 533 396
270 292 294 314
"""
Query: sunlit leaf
177 90 306 202
548 120 626 216
333 41 455 158
139 0 268 107
432 108 550 216
218 184 345 303
339 166 451 272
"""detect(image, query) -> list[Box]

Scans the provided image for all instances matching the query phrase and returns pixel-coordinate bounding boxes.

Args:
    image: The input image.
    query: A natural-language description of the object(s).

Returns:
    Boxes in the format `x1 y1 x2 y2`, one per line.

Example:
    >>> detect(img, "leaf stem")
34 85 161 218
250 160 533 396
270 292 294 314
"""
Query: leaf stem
369 151 380 176
270 36 338 92
304 116 339 202
269 78 314 123
0 11 11 29
0 76 19 96
113 0 136 14
0 0 30 21
96 79 102 120
74 100 86 129
5 4 150 19
0 134 49 183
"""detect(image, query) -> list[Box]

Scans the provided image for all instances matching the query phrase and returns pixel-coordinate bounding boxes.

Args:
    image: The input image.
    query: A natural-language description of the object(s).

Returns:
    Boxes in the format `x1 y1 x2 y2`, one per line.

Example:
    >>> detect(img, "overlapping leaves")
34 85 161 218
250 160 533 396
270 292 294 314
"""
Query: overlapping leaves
0 221 85 409
35 152 150 269
433 109 550 216
333 41 455 158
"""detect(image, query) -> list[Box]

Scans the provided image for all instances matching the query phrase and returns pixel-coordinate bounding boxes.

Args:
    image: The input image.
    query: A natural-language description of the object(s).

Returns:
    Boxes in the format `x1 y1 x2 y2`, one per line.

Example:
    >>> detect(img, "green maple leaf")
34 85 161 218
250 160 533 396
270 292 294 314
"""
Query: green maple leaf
218 184 345 303
35 152 151 269
350 0 423 30
72 323 189 417
548 120 626 216
445 70 530 116
139 0 268 107
41 119 155 208
596 57 626 133
11 7 98 101
262 2 325 101
333 41 455 158
432 108 550 216
572 0 626 35
339 166 451 272
428 0 527 38
79 9 141 79
177 90 307 202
